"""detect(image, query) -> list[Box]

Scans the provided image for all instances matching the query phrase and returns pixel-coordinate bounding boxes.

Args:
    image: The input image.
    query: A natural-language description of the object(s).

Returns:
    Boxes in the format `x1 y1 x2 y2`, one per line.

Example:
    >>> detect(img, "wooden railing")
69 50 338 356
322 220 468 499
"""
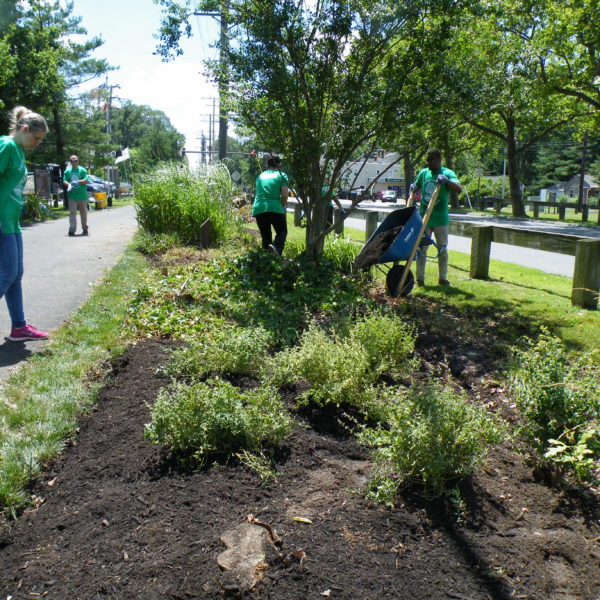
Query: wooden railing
290 202 600 310
472 197 600 224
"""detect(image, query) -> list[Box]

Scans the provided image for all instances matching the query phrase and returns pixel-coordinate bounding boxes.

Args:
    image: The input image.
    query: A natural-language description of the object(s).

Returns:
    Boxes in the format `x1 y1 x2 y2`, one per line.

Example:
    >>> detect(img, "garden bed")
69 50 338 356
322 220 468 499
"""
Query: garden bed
1 333 598 600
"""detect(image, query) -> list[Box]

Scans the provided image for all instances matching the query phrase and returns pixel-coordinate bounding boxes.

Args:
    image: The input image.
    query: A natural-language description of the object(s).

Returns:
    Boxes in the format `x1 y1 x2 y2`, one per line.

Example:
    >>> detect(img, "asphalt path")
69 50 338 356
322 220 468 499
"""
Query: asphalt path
336 200 600 277
0 204 138 381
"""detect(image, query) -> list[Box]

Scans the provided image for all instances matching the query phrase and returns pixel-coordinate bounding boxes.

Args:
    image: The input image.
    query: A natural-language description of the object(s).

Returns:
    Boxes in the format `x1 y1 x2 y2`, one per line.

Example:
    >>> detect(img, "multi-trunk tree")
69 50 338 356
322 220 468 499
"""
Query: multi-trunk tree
155 0 469 258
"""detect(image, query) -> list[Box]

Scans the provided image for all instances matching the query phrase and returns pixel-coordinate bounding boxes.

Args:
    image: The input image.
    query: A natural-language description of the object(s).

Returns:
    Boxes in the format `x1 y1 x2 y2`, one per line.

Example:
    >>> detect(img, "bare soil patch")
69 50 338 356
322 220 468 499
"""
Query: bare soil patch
0 305 599 599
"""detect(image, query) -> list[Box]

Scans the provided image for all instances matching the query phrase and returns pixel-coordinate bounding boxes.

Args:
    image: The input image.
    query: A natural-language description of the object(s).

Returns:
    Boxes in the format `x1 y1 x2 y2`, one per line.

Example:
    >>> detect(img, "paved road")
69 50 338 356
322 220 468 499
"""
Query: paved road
337 201 600 277
0 204 138 380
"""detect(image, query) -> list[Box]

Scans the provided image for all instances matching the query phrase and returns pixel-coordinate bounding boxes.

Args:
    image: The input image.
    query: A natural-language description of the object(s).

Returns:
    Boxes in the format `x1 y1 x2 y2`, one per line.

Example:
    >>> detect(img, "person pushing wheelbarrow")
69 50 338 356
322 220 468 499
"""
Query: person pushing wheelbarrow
409 149 462 287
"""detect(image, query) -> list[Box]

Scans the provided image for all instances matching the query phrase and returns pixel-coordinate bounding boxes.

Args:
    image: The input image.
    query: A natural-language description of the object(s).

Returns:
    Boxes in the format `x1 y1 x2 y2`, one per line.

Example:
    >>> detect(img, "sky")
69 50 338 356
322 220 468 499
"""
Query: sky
69 0 220 161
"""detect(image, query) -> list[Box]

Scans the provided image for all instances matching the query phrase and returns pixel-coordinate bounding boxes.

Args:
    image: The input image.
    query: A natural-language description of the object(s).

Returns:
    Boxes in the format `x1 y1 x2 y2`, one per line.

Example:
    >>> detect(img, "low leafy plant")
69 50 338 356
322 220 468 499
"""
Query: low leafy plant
323 234 361 272
545 425 600 484
509 330 600 467
359 384 502 503
165 324 272 378
21 194 49 222
144 378 294 464
134 230 182 255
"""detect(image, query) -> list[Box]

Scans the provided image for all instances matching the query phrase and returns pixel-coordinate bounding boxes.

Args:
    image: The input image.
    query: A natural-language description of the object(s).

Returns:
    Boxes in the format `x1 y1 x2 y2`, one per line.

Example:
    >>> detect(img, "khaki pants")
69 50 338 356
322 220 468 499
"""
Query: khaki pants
68 199 88 233
416 225 448 282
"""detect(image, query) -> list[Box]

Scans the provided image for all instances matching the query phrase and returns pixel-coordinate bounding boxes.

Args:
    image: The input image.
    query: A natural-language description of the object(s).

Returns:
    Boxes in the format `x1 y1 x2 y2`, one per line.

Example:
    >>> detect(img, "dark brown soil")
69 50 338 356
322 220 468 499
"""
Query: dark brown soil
354 226 403 270
1 333 599 600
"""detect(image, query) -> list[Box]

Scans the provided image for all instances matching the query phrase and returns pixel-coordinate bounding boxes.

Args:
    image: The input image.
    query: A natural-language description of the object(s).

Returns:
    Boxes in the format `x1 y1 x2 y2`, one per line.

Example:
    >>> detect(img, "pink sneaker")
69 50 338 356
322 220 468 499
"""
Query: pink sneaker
8 324 49 342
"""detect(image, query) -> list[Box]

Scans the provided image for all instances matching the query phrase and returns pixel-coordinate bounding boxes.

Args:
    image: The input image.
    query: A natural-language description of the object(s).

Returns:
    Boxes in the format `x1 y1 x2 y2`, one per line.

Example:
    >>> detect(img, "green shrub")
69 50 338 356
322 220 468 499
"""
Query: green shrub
360 384 502 502
134 163 242 246
269 312 416 412
165 325 272 378
509 330 600 482
145 378 294 463
350 312 416 380
274 323 374 408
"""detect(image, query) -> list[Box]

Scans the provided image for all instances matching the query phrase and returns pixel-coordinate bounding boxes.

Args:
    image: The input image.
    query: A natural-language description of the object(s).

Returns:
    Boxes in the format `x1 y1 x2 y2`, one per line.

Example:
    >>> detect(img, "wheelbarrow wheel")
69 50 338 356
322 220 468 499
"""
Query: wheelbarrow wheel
386 264 415 297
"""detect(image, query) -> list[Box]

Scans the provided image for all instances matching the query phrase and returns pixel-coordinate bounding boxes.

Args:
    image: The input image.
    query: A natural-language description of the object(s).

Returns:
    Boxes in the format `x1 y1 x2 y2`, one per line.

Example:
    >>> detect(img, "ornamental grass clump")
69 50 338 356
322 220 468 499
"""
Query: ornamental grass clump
134 163 242 246
145 378 294 464
360 384 502 503
509 330 600 483
165 325 272 378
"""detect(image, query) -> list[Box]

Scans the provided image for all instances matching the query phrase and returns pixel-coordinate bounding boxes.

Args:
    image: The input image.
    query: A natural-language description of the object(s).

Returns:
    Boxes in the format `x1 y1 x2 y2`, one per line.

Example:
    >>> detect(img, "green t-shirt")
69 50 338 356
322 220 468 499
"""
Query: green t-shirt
322 185 335 207
64 166 88 202
413 166 459 228
0 135 27 234
252 169 289 216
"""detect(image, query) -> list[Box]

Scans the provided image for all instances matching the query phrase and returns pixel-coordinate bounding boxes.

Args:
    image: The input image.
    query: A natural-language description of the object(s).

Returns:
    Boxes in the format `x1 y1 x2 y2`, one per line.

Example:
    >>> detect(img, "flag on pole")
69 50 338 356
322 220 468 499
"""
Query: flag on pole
115 147 130 164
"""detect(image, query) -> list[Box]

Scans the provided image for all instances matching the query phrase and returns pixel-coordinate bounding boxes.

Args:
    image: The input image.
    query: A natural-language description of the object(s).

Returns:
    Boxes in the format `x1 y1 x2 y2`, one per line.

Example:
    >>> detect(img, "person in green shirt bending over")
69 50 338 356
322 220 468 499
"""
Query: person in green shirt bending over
252 155 289 256
63 155 89 236
0 106 49 341
411 149 462 287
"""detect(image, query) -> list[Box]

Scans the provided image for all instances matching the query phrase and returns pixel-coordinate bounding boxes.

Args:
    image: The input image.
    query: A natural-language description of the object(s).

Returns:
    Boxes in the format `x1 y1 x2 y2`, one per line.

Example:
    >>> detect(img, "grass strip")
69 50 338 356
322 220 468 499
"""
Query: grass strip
0 247 146 517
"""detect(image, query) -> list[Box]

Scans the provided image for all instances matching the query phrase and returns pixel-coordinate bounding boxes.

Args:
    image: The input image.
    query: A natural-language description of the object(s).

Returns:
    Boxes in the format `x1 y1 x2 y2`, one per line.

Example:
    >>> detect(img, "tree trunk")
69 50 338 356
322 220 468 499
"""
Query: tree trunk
506 119 527 218
52 105 65 159
304 178 327 260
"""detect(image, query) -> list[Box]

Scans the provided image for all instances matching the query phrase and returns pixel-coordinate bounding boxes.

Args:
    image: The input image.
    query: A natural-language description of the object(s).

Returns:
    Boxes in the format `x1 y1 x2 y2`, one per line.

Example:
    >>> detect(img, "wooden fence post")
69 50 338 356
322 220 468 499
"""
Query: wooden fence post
582 205 589 222
558 205 566 220
533 203 539 219
333 208 344 234
294 204 303 227
571 239 600 310
365 212 378 241
470 225 493 279
199 218 211 248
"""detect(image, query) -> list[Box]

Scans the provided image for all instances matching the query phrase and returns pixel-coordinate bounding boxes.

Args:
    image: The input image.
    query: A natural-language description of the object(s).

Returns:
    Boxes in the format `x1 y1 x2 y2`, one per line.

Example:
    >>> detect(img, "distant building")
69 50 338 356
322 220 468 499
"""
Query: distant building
539 173 599 203
340 151 405 196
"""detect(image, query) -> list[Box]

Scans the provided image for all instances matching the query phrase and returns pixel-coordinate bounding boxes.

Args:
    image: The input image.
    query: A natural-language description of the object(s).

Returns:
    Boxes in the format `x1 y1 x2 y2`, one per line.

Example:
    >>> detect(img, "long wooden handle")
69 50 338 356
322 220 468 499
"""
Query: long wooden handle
396 184 441 294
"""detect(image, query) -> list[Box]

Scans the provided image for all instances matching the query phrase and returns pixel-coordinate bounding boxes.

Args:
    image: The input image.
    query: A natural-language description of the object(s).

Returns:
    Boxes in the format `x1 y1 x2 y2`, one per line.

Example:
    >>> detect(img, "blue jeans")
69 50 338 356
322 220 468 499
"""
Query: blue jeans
0 233 26 328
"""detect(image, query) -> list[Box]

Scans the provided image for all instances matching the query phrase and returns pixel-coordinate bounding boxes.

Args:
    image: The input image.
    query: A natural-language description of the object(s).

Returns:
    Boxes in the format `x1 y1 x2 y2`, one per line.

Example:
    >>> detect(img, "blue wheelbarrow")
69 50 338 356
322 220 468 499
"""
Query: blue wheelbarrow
354 185 442 297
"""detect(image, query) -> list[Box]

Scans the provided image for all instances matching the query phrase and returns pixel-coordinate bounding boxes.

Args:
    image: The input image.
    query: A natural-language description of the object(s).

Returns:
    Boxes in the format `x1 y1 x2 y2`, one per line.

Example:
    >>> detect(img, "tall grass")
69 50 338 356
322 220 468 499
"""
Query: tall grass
134 163 243 246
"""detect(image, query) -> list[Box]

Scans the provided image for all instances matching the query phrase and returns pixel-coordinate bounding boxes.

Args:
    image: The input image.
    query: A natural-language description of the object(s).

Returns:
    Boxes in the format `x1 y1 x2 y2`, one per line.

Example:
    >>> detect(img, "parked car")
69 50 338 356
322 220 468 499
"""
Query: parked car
86 177 106 198
87 175 116 196
380 190 399 202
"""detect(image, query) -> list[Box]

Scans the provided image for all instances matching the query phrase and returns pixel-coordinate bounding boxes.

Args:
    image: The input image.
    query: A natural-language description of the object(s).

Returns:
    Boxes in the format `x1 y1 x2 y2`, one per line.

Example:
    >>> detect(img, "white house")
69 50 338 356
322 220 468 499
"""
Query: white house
539 173 599 203
341 151 405 196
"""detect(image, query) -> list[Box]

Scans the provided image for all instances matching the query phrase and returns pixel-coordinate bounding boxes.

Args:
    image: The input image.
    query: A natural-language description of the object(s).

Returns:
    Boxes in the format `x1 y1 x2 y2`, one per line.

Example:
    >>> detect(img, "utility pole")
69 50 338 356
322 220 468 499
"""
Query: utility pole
578 130 588 207
105 78 120 136
193 1 229 161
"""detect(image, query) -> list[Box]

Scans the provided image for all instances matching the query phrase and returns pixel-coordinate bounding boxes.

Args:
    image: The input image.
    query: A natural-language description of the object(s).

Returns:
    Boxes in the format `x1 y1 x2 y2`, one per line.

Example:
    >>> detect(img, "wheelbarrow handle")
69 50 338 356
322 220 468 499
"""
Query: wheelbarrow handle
396 184 441 294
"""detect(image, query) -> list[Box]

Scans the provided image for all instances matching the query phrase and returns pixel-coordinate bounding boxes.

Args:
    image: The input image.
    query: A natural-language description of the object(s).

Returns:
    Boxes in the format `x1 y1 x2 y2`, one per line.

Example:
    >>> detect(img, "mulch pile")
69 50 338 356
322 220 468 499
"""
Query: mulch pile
1 334 598 600
354 226 403 271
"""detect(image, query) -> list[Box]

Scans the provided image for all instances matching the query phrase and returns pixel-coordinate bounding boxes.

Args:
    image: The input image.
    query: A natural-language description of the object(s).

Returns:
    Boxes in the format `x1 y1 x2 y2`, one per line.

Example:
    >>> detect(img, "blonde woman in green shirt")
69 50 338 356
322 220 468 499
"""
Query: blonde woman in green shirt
0 106 49 341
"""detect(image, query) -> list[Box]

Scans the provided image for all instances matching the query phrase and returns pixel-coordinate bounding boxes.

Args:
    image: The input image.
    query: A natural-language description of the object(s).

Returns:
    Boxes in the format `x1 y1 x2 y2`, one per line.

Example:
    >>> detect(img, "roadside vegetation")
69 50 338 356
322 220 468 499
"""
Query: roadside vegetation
0 172 598 519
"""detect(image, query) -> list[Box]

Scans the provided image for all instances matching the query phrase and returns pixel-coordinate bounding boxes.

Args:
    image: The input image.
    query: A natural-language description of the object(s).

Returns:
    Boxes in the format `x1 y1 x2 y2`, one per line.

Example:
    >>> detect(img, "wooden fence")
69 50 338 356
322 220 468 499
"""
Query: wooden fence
472 197 600 224
291 203 600 309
